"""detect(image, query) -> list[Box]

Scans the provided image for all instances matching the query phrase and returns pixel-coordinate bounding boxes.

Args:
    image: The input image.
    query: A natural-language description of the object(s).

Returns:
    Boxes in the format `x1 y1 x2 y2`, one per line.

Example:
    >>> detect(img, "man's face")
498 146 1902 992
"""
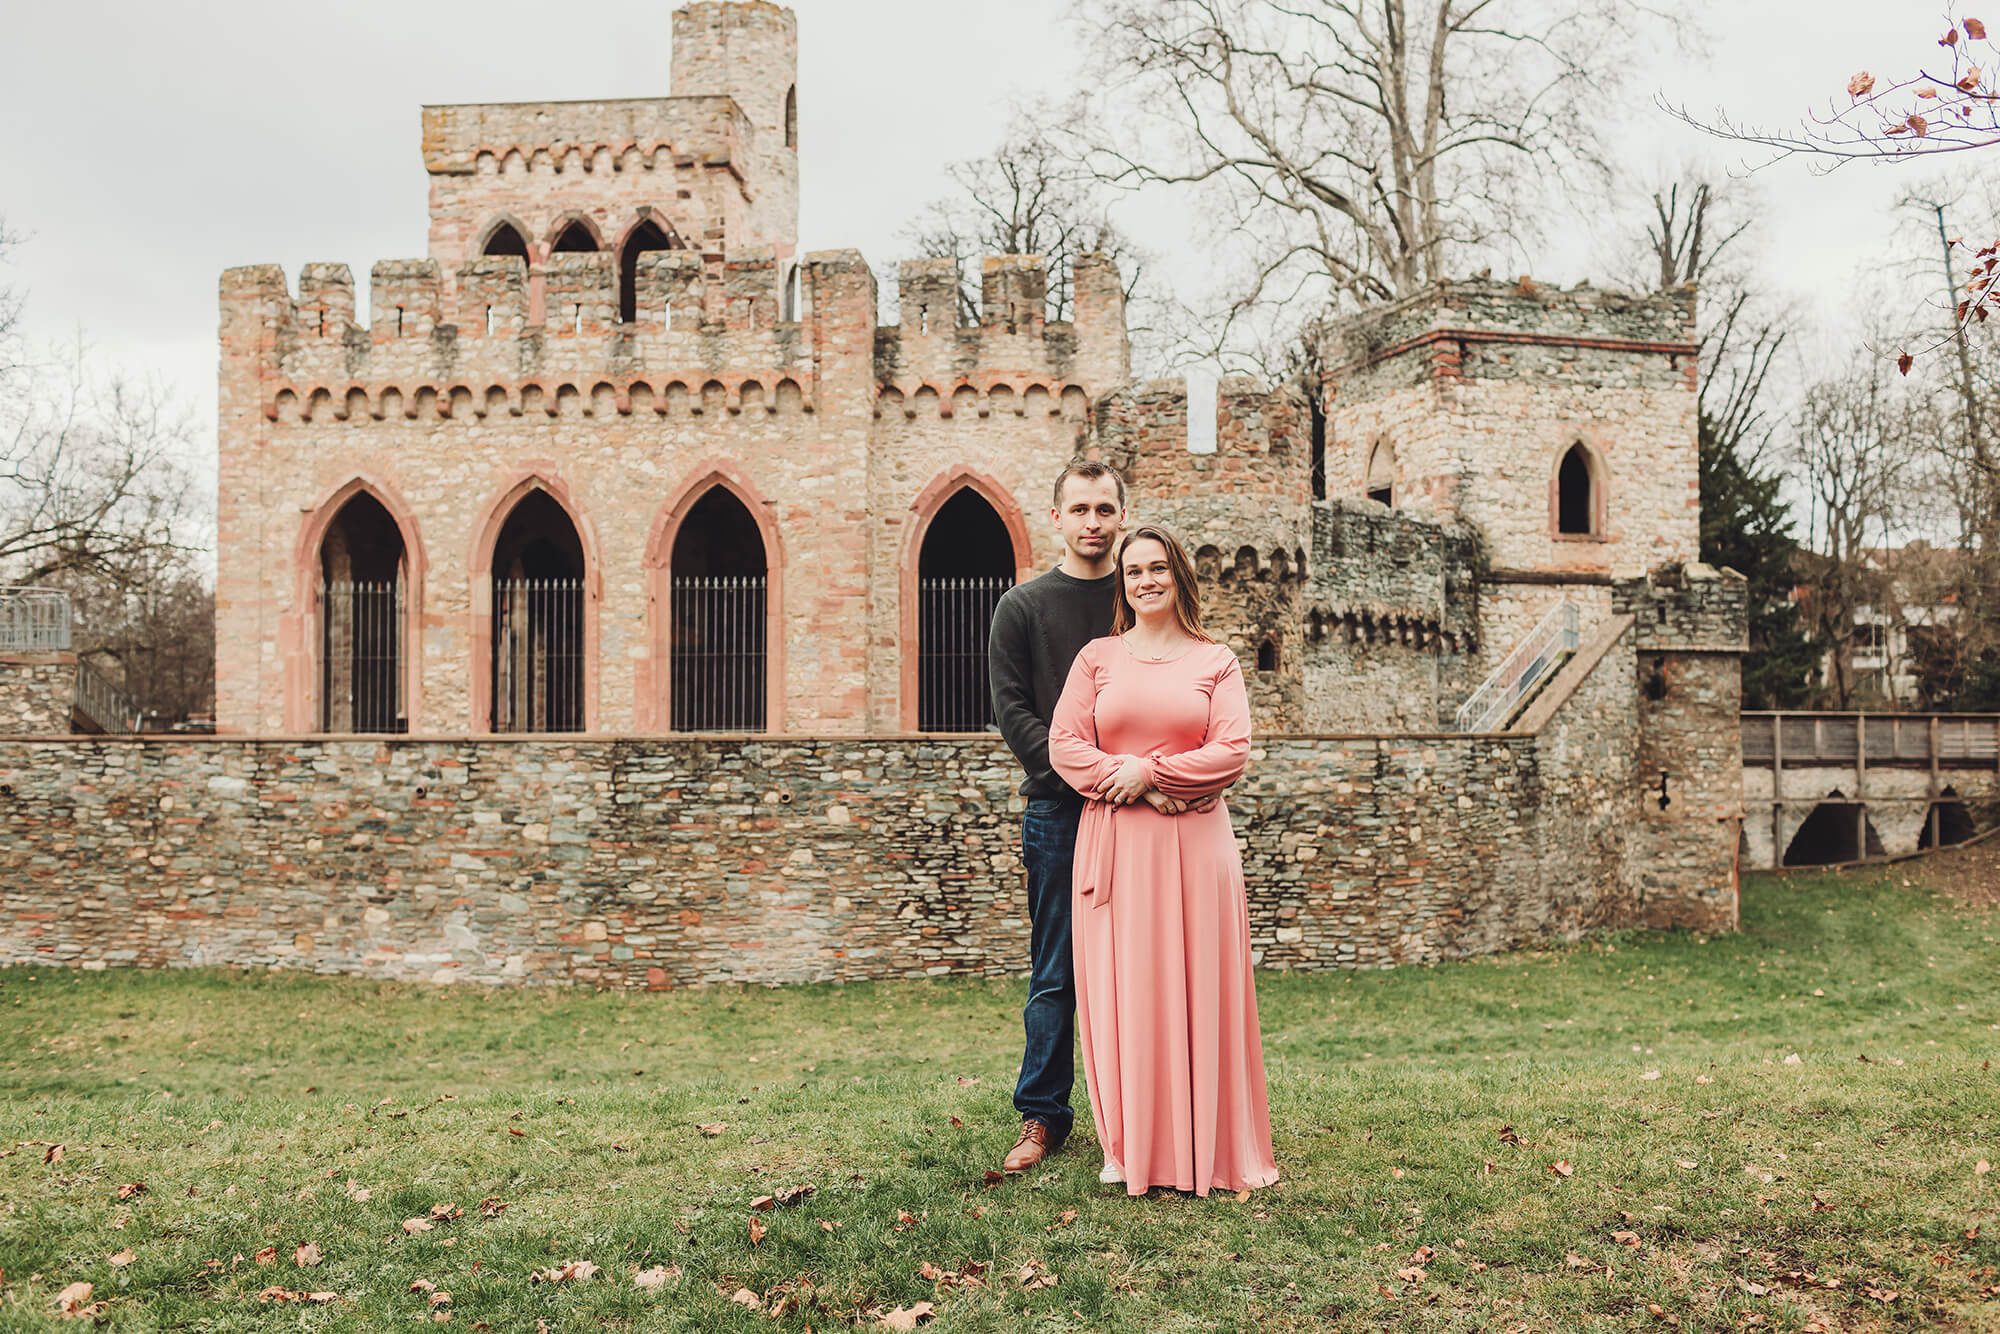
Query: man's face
1052 474 1125 562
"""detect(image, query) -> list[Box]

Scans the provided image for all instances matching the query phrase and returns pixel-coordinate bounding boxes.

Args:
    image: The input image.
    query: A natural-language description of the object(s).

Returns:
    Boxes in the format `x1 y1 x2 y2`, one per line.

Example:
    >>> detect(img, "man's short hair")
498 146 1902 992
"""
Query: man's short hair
1052 459 1127 510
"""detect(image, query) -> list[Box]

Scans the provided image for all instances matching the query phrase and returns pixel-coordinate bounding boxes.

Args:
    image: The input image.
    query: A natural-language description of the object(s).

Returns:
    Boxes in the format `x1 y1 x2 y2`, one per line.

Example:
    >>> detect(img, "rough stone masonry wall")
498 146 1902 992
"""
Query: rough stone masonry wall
1304 499 1483 731
1616 565 1748 931
0 729 1643 987
0 655 74 734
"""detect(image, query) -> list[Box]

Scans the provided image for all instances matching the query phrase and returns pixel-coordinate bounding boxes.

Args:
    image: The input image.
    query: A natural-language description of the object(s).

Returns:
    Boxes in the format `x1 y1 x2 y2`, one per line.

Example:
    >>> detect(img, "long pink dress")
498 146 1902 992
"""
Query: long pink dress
1048 635 1280 1197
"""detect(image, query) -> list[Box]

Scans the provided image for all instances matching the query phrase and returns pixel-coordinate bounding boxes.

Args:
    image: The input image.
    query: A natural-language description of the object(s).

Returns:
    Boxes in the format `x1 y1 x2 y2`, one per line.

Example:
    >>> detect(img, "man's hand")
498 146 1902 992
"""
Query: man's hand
1095 756 1151 805
1142 789 1187 815
1188 793 1221 814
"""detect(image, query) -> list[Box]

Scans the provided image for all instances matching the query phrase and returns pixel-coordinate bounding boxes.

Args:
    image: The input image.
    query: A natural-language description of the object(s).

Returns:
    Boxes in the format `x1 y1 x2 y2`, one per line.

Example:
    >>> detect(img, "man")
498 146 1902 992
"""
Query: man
986 459 1127 1174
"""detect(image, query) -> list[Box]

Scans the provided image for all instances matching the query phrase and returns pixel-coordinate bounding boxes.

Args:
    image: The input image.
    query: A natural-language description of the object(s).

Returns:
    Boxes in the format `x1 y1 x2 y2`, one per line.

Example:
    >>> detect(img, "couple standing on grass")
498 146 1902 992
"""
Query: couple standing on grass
987 459 1280 1198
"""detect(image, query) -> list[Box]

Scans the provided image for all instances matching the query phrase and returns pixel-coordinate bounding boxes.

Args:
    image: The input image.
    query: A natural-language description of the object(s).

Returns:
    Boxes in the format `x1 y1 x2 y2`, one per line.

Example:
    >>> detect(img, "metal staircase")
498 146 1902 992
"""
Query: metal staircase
1454 601 1580 732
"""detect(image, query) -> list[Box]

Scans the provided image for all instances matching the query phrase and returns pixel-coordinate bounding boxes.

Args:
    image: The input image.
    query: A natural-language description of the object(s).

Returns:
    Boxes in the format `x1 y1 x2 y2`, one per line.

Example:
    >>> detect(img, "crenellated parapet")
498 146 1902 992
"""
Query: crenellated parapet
1308 499 1483 654
220 247 865 425
1612 562 1749 653
873 253 1130 403
1321 277 1699 401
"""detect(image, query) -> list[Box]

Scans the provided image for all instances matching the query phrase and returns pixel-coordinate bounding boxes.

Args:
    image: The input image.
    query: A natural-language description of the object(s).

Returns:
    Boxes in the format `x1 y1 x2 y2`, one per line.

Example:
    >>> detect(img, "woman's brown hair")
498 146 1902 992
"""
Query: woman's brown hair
1110 525 1213 641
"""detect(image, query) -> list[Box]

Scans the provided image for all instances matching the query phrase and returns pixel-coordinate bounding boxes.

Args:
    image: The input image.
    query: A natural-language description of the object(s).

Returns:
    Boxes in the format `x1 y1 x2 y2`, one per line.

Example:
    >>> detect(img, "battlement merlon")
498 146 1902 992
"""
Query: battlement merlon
216 247 874 419
872 253 1131 399
1613 562 1749 653
1320 278 1699 399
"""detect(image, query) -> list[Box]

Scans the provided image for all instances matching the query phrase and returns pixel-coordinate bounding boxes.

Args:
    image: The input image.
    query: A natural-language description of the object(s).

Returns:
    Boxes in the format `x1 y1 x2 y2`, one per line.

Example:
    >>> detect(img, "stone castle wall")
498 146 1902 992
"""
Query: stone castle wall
0 715 1661 986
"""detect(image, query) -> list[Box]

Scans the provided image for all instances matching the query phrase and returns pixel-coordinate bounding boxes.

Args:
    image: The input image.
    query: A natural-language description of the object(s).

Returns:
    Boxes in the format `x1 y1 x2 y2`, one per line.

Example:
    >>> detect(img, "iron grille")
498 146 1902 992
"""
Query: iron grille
319 580 407 733
919 575 1013 732
493 577 585 732
670 574 767 731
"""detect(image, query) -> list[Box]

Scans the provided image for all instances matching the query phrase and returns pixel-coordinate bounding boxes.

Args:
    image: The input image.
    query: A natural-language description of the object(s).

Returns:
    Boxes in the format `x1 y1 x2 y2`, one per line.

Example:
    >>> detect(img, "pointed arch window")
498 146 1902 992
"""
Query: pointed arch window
1555 442 1602 537
489 491 586 732
618 217 680 324
482 221 531 264
918 489 1016 731
550 219 598 254
318 492 408 733
784 84 798 149
1365 439 1397 507
670 486 768 731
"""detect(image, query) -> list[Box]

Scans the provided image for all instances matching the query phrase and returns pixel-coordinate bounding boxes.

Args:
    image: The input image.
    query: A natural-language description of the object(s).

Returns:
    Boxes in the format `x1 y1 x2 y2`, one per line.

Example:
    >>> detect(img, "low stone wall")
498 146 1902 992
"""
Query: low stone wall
0 726 1647 988
0 654 74 734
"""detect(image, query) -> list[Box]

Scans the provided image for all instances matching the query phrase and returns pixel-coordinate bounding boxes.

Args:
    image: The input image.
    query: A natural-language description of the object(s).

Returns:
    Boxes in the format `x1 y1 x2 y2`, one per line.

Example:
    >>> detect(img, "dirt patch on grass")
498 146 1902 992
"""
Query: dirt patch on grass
1900 830 2000 908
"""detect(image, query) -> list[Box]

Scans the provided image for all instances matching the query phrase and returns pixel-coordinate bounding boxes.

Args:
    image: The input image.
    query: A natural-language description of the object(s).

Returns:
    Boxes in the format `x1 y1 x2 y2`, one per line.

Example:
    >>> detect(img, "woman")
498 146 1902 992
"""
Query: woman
1047 525 1280 1197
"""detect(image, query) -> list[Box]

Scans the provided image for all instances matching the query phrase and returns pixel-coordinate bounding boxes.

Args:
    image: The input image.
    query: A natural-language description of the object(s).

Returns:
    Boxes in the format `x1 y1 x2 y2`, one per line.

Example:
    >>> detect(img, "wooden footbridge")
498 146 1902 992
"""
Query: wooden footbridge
1741 712 2000 869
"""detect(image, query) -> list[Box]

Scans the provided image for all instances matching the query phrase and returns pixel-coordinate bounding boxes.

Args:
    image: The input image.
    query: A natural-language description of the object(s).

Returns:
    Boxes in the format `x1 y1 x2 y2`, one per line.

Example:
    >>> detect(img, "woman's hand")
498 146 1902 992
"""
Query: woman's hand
1142 789 1187 815
1095 755 1151 805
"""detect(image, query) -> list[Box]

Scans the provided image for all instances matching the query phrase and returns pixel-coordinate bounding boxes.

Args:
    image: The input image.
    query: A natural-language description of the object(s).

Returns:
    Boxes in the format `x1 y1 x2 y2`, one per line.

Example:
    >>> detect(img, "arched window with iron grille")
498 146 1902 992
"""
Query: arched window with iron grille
670 486 768 731
318 492 407 733
489 491 586 732
917 489 1016 732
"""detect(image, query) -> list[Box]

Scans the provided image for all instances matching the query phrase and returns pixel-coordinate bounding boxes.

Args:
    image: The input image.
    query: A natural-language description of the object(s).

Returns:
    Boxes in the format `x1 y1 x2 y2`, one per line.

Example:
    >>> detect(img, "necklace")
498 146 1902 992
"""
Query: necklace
1122 632 1193 663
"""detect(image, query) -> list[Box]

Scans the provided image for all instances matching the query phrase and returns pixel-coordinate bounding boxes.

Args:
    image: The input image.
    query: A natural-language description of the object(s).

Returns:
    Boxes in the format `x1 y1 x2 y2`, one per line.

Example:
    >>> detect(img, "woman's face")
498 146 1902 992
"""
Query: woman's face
1122 537 1175 618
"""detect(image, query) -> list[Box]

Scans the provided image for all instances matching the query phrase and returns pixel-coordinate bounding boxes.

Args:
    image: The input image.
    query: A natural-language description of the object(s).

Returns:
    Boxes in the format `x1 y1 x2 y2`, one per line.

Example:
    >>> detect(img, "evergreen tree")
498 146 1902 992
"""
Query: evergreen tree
1698 411 1817 708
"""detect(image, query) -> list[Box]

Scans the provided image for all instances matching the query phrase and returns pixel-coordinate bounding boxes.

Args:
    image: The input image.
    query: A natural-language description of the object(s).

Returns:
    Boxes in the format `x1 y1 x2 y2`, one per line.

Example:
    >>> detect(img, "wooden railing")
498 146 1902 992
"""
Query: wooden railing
1742 711 2000 768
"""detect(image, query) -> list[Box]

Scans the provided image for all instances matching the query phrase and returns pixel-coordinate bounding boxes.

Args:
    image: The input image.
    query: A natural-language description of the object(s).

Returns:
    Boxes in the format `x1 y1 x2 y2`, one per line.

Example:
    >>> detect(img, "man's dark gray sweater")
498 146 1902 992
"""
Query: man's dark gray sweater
988 566 1118 798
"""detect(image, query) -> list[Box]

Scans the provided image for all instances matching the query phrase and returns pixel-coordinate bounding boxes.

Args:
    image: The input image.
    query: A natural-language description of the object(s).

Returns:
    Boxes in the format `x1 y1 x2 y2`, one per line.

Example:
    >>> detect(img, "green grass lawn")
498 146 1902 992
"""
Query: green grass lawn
1 871 1996 1331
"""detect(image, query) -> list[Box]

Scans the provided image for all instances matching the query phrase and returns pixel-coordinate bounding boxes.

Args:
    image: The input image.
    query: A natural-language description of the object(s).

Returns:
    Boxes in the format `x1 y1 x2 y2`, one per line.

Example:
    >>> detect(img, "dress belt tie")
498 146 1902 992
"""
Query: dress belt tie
1079 800 1117 911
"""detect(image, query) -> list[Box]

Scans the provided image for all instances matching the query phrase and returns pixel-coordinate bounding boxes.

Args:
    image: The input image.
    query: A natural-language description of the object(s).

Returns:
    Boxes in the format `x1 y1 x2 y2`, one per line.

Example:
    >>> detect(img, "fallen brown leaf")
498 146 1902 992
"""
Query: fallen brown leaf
878 1301 937 1330
696 1122 726 1137
115 1182 145 1201
44 1144 64 1166
1549 1160 1574 1178
528 1260 598 1284
632 1265 678 1290
107 1250 134 1268
748 1215 766 1247
402 1218 435 1235
254 1246 278 1266
293 1242 322 1267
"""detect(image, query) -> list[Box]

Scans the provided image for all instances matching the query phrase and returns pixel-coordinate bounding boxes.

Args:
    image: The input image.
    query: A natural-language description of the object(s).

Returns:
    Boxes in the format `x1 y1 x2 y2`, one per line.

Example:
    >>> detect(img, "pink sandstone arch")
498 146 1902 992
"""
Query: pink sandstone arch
639 461 787 733
467 469 603 733
285 475 428 733
898 466 1036 732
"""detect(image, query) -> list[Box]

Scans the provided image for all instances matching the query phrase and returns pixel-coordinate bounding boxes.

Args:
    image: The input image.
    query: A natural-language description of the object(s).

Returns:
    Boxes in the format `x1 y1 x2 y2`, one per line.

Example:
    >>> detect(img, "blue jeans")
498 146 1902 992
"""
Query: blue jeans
1015 795 1081 1145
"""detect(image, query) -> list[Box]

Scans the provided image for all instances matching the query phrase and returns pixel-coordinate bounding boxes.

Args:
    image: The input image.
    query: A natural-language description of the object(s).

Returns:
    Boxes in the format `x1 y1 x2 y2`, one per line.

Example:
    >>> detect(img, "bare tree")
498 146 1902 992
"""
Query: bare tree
1791 355 1925 708
1076 0 1679 367
1 342 200 586
1665 13 2000 356
904 117 1151 325
1627 177 1819 706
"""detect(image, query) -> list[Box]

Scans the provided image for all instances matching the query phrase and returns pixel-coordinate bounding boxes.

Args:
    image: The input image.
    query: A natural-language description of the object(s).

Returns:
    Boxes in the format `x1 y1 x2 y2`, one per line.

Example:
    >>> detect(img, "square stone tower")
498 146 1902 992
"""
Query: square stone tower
1319 279 1700 673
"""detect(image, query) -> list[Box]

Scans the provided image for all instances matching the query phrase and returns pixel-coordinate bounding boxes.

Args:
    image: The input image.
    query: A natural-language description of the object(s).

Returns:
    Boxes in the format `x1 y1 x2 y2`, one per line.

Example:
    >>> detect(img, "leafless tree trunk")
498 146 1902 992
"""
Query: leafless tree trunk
1792 360 1922 708
1077 0 1679 366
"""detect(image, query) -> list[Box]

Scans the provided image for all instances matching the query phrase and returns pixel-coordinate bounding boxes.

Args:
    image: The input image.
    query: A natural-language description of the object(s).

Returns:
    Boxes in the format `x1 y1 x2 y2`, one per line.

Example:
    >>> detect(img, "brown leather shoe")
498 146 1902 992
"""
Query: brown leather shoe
1002 1119 1053 1173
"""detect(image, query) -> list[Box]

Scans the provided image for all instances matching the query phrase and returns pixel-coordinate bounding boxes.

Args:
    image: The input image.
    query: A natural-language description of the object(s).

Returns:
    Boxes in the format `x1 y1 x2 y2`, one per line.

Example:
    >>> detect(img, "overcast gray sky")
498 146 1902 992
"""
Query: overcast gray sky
0 0 1980 488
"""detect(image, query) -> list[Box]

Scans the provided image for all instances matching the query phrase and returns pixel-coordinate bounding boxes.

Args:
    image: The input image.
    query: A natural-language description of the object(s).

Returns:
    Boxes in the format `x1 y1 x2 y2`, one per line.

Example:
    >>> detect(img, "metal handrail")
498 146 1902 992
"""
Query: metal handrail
1454 600 1581 732
72 659 137 734
0 586 73 652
